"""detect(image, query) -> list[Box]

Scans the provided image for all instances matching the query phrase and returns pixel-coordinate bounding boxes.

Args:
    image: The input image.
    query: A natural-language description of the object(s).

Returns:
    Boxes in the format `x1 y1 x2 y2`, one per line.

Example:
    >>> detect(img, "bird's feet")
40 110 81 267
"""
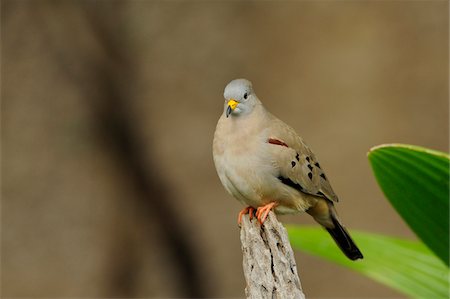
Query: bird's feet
238 206 255 225
255 202 277 224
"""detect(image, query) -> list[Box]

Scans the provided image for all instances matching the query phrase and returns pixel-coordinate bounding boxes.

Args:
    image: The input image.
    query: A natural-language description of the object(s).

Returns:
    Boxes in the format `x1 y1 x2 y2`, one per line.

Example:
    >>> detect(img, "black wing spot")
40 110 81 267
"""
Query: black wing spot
307 164 313 171
306 156 310 162
278 176 304 191
295 153 300 161
291 161 296 168
315 162 321 169
308 172 313 180
320 173 327 180
317 191 325 197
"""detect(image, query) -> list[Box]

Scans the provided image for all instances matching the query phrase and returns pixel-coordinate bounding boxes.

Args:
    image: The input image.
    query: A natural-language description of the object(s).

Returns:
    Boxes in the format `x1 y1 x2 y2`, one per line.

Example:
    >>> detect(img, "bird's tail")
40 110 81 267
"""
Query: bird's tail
325 214 363 260
308 200 363 261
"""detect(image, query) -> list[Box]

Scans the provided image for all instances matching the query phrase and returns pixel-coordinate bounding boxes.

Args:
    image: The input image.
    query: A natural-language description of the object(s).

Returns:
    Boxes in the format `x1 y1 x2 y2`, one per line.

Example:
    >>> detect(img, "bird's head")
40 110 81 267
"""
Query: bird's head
223 79 258 118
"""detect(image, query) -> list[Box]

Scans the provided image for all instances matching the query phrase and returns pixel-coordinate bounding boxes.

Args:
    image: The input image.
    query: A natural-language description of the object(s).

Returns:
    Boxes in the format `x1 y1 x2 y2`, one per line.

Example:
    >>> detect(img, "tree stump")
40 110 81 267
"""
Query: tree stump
240 211 306 299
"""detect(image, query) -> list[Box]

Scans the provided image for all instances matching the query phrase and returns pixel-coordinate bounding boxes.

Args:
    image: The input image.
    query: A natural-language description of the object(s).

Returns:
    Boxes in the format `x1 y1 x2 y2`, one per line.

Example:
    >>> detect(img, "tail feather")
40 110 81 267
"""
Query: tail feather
326 215 363 260
307 199 363 260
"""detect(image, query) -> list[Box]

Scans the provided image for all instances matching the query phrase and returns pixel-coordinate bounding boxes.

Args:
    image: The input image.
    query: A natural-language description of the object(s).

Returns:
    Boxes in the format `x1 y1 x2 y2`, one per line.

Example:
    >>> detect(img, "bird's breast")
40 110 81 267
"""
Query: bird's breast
213 117 273 205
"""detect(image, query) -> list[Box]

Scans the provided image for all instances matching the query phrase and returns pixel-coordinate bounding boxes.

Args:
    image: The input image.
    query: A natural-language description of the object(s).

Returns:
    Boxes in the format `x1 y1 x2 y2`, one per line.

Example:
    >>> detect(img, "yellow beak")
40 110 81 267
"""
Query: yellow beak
226 99 239 118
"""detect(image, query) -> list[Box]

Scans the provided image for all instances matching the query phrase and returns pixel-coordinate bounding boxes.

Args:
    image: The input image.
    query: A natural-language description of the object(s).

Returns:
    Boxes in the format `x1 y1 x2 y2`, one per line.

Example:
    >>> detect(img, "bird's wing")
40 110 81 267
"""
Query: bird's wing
266 117 339 202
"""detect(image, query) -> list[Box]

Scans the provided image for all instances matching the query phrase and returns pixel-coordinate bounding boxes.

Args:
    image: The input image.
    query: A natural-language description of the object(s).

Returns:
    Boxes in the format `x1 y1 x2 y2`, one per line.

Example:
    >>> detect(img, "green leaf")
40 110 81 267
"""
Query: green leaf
368 144 449 265
287 227 450 299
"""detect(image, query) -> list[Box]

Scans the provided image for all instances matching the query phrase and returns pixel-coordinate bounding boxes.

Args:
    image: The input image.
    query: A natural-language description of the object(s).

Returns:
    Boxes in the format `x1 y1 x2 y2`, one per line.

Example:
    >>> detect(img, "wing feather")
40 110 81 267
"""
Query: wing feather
266 117 339 202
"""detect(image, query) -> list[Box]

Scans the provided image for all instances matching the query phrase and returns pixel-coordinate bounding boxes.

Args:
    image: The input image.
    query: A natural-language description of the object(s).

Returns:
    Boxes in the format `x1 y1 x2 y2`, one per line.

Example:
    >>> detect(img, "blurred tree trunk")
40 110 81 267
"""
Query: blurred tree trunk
2 1 207 297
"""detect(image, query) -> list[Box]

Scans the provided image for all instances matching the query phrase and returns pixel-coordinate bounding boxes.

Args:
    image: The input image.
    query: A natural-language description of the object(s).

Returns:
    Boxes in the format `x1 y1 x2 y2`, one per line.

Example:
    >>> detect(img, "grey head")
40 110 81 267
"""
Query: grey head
223 79 260 118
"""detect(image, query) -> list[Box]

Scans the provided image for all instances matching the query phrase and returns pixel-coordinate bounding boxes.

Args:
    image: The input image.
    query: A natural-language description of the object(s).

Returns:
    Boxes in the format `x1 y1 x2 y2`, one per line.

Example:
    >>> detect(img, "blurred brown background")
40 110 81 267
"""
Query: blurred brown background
2 0 448 298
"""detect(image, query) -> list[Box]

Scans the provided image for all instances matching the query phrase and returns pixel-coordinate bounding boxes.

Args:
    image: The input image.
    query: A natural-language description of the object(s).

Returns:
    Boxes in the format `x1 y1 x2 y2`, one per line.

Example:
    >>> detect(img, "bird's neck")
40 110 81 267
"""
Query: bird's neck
228 103 268 135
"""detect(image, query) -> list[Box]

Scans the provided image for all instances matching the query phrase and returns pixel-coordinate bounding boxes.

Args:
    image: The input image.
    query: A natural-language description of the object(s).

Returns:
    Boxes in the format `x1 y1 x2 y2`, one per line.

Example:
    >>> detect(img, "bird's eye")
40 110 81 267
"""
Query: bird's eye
243 93 248 99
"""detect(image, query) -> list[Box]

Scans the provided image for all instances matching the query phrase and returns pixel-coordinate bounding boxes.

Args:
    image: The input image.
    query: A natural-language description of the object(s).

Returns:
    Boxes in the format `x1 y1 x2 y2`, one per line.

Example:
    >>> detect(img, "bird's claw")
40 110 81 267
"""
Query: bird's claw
238 206 255 225
255 202 277 224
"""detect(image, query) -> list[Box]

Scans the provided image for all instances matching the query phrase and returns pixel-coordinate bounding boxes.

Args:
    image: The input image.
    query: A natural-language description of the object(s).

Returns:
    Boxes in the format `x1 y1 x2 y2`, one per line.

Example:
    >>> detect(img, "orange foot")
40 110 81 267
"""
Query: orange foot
238 206 255 225
255 202 277 224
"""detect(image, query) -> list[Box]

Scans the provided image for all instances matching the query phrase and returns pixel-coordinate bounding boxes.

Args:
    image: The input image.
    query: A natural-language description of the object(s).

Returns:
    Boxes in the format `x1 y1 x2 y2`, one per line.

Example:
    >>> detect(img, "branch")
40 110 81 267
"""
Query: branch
240 211 306 299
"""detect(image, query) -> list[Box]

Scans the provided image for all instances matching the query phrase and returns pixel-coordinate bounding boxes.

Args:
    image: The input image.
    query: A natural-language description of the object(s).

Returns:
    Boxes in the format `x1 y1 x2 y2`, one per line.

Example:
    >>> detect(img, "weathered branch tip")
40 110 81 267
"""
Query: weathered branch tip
240 211 306 299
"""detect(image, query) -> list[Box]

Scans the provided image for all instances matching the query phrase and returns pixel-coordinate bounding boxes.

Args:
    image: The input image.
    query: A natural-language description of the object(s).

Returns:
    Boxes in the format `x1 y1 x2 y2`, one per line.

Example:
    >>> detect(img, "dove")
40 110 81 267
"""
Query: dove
213 78 363 260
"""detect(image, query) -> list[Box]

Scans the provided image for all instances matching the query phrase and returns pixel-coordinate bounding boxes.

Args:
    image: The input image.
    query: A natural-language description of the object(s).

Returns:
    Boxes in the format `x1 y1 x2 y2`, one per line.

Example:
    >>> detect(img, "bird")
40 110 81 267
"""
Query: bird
212 78 363 261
